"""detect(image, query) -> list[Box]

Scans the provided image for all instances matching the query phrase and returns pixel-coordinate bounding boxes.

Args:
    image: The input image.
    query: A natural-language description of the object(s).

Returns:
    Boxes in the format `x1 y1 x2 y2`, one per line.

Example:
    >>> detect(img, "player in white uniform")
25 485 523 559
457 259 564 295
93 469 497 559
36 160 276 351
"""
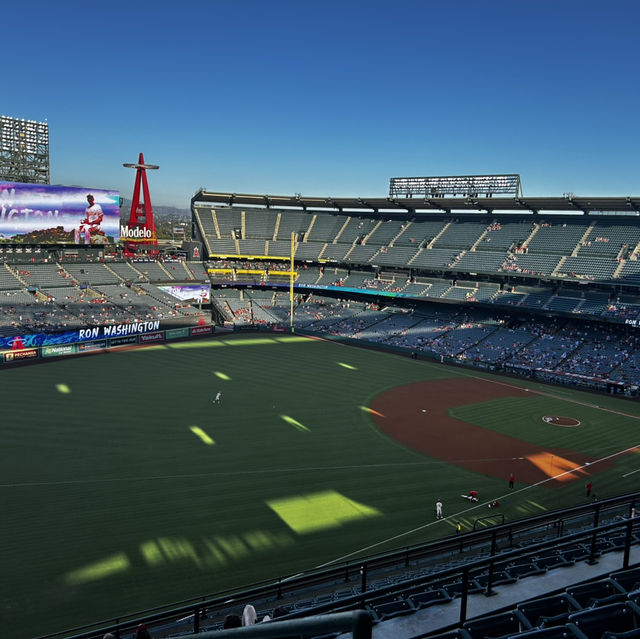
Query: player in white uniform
75 194 104 244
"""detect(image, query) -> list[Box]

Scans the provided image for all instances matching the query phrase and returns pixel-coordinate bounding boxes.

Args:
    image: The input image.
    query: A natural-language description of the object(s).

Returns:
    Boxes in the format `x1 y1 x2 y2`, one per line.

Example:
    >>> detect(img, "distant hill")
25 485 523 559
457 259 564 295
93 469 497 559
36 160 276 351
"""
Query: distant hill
120 199 190 220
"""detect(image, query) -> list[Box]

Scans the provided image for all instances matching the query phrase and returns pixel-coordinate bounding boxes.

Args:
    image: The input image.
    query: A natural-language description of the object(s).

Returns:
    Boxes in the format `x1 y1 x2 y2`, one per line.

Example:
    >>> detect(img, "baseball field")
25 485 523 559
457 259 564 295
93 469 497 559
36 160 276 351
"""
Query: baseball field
2 333 640 638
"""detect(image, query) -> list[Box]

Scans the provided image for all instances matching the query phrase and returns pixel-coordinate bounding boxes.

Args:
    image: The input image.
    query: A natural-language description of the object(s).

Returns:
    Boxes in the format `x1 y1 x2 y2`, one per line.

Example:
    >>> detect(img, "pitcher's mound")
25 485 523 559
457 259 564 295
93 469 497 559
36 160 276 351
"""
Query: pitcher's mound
543 416 581 427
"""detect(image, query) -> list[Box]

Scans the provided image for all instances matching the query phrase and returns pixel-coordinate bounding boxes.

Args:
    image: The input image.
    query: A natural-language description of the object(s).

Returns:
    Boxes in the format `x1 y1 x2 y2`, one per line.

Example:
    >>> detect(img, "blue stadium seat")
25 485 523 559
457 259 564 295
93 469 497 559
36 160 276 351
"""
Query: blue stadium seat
425 630 473 639
568 602 640 639
535 552 574 570
602 630 640 639
407 587 452 609
517 593 583 628
611 567 640 593
560 545 591 563
566 579 628 608
505 626 588 639
506 560 547 580
367 595 416 622
442 579 484 598
472 569 518 589
463 609 532 639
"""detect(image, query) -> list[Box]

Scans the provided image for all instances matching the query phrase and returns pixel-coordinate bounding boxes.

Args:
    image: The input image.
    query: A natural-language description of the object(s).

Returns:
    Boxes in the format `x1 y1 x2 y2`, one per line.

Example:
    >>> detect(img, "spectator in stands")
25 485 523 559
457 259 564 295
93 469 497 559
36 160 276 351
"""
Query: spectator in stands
134 624 152 639
242 604 258 625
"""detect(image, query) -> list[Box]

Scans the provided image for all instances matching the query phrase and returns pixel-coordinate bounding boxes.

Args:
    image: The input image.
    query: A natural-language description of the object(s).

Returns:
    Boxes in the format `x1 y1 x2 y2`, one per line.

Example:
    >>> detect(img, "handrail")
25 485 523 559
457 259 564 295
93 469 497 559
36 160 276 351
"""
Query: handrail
37 493 638 639
180 611 372 639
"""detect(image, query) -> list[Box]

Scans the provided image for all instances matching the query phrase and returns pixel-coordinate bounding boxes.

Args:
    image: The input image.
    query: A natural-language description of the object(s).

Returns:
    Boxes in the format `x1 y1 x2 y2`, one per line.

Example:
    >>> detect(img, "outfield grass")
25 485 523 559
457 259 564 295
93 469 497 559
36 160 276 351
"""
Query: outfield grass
2 334 640 638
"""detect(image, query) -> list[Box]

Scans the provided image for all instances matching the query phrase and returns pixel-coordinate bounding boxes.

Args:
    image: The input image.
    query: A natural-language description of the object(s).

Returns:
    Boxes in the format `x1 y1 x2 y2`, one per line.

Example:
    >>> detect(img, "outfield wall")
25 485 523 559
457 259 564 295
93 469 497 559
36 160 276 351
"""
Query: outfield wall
1 324 214 366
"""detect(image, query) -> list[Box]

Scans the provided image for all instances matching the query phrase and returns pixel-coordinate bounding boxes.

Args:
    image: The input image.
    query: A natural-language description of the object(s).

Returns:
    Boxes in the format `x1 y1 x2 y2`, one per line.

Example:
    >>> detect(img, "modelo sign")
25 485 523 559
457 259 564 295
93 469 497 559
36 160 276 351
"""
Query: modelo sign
120 225 153 240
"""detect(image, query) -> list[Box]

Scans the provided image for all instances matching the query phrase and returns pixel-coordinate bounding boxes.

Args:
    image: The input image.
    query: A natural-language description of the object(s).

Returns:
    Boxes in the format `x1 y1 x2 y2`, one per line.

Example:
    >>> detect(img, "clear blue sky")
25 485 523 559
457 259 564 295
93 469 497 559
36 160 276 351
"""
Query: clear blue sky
4 1 639 207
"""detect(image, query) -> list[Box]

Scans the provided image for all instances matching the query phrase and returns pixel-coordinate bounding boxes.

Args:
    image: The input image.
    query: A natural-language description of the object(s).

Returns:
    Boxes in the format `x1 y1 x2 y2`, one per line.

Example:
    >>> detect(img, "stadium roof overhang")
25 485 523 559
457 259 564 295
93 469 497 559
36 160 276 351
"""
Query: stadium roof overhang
192 191 640 217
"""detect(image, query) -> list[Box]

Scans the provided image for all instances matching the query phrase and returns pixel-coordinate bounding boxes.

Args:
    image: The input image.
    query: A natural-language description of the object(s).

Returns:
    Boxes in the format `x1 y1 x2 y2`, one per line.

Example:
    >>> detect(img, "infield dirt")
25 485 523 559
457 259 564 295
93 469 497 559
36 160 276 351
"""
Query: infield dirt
370 378 610 486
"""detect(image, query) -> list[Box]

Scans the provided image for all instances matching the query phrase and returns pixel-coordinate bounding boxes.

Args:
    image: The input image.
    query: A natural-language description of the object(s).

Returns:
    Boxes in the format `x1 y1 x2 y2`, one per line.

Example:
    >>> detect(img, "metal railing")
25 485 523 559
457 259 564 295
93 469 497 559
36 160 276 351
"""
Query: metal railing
180 611 372 639
37 493 639 639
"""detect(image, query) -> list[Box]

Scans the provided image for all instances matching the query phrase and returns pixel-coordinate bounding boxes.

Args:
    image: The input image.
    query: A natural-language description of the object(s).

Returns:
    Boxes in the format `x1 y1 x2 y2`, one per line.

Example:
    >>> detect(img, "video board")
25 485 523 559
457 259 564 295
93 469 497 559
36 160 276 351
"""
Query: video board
158 284 210 303
0 181 120 244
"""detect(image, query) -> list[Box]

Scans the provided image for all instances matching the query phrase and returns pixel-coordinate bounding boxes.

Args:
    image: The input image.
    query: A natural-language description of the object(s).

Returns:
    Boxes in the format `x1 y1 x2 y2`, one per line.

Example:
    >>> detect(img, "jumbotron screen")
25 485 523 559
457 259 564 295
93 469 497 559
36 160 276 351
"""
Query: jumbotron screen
158 284 211 303
0 181 120 244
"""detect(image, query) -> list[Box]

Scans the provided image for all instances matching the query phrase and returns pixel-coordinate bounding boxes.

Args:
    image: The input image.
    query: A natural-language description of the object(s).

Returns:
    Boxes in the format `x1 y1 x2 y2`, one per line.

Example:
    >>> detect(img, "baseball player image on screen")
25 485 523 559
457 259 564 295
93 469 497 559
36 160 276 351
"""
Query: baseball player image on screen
75 194 105 244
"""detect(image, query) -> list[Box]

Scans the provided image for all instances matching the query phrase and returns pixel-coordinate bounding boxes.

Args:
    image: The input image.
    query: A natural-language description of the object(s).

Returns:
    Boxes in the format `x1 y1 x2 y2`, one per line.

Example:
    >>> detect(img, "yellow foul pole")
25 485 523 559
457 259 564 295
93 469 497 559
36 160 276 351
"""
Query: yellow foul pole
290 231 296 332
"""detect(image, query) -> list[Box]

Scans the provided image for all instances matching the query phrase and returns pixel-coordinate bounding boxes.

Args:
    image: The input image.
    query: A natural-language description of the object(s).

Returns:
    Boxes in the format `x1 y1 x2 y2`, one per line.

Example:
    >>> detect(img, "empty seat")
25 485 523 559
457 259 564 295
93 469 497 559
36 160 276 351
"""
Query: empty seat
591 539 616 555
536 552 574 570
407 588 452 609
367 596 415 622
473 569 517 589
442 579 483 598
506 561 547 580
603 629 640 639
561 545 591 563
505 626 588 639
464 609 532 639
611 567 640 593
518 593 582 628
568 602 640 639
608 533 639 551
566 579 628 608
426 630 473 639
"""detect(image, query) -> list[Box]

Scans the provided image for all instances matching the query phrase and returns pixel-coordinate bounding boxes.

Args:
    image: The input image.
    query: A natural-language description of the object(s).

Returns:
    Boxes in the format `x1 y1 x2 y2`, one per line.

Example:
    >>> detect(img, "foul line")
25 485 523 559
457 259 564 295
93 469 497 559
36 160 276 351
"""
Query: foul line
1 454 583 489
313 440 640 569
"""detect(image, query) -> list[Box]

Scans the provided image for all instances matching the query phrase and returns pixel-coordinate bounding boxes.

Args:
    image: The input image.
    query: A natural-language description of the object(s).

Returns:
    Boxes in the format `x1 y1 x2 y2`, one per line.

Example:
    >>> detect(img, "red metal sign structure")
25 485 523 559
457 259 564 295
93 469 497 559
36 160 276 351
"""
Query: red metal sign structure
123 153 159 253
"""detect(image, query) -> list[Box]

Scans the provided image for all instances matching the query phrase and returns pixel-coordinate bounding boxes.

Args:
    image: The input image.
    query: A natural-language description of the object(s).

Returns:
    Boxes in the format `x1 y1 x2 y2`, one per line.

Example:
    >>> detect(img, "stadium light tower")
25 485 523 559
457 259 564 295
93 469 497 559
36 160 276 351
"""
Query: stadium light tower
0 116 50 184
389 174 522 198
123 153 159 253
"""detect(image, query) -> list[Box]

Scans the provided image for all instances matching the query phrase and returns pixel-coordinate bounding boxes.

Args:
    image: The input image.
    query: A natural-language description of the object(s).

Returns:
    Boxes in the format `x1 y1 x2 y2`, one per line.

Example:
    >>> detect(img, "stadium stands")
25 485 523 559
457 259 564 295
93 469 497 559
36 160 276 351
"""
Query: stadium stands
11 202 640 638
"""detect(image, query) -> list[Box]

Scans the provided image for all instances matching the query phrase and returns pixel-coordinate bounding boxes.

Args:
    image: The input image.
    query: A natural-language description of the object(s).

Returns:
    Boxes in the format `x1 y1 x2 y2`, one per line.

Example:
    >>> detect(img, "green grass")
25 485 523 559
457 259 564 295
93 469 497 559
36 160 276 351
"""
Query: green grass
1 334 640 638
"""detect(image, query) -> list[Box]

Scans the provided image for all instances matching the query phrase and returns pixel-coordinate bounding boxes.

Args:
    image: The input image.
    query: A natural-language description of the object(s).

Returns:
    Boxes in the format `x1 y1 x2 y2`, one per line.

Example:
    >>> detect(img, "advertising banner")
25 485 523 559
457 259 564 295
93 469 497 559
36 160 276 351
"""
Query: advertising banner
42 344 77 358
190 325 213 336
77 340 107 352
4 348 38 363
139 331 164 343
0 320 162 350
165 327 190 340
0 181 120 244
109 335 139 348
